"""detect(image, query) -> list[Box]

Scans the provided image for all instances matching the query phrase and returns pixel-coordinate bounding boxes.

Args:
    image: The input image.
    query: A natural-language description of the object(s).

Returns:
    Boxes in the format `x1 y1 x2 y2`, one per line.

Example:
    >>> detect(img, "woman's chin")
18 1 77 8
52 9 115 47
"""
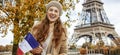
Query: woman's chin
49 21 55 23
49 19 56 22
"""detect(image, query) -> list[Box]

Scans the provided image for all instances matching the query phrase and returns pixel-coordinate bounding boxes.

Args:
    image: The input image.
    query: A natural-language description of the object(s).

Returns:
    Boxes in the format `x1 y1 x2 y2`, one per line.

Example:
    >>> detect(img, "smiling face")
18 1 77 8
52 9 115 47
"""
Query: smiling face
47 6 60 22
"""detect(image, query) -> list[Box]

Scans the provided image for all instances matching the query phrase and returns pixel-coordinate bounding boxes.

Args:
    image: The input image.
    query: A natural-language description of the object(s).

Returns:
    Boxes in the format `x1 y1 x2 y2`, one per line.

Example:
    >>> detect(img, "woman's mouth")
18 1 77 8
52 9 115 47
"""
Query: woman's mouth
49 14 56 19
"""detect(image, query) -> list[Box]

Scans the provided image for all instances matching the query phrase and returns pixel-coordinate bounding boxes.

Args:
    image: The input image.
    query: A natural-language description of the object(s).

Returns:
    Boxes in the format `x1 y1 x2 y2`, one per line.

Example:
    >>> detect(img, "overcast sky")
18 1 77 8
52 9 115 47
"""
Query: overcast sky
0 0 120 46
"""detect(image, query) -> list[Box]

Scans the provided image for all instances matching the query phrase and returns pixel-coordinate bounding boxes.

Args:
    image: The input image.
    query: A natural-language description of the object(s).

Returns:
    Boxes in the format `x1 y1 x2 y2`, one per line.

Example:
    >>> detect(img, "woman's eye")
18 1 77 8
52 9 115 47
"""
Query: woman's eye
55 10 58 13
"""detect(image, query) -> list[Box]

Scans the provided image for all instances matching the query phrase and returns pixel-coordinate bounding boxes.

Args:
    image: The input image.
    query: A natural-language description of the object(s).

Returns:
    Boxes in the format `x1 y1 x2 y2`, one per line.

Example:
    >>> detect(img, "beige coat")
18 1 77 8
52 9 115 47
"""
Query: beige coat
46 31 68 55
30 23 68 55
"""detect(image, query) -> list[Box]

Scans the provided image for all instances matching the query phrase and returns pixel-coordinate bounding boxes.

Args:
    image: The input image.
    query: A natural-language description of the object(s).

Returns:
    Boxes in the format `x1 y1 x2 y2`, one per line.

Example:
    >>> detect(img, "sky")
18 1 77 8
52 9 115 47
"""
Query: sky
0 0 120 46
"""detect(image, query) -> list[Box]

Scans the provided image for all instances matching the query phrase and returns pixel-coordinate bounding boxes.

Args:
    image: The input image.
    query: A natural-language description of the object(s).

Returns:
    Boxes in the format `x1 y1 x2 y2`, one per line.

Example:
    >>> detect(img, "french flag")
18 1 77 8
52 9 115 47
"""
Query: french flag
17 32 39 55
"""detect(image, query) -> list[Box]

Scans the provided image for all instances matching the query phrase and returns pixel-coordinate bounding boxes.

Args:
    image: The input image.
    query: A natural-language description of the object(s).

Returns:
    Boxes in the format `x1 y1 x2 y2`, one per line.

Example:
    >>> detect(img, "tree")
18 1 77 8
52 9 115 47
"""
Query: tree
5 45 13 52
0 45 4 52
0 0 80 55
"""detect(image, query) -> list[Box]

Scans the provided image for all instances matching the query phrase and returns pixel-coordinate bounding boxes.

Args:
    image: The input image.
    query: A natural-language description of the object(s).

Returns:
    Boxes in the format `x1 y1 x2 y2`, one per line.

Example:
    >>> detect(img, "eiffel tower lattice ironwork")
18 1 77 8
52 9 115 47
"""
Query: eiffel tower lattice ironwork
71 0 120 47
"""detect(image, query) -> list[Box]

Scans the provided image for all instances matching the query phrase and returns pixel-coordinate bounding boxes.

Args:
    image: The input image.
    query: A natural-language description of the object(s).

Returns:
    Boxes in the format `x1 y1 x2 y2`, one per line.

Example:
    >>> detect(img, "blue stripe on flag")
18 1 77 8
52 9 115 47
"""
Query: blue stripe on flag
25 32 39 48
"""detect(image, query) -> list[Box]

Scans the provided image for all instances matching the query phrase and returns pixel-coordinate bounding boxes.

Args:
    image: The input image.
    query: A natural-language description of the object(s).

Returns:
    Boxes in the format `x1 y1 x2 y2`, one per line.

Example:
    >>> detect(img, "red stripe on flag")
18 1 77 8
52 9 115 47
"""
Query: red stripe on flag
17 48 24 55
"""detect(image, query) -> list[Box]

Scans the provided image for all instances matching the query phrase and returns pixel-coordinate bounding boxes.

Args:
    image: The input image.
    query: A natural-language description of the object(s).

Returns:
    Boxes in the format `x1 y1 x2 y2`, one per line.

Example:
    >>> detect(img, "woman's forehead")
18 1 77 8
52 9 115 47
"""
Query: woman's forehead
48 6 59 10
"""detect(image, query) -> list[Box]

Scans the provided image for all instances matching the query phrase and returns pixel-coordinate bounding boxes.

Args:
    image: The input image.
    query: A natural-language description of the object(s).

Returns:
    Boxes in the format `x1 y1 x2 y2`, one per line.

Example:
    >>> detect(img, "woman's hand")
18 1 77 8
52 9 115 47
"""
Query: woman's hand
30 46 43 54
47 54 51 55
59 53 67 55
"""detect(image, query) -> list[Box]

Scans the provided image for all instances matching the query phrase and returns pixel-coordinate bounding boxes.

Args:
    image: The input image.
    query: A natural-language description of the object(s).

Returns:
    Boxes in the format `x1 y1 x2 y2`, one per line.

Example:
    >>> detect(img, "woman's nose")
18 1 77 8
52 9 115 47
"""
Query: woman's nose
51 11 55 14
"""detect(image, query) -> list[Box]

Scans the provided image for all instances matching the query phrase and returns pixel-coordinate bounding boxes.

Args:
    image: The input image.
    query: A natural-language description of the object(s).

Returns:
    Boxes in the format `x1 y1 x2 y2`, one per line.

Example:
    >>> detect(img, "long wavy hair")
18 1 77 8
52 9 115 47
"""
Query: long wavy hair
32 15 66 48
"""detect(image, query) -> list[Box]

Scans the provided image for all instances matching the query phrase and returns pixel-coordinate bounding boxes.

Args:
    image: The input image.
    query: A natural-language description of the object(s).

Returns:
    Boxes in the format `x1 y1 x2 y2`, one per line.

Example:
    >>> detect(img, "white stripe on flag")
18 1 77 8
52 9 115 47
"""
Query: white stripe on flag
19 39 33 53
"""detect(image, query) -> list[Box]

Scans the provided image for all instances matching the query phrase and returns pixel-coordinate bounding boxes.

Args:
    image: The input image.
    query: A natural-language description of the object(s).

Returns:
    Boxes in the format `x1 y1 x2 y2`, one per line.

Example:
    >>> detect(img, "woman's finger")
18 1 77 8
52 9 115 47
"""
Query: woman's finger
30 46 43 54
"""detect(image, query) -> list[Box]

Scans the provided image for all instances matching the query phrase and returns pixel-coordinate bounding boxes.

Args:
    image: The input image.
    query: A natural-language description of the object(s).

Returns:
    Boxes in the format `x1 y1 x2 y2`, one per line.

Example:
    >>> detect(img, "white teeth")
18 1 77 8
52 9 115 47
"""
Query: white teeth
50 14 55 18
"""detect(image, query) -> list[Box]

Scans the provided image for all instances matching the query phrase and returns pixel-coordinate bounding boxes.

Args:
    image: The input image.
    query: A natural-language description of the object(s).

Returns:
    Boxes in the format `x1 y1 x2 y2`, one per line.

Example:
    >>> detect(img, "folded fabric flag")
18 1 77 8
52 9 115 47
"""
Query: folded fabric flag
17 32 39 55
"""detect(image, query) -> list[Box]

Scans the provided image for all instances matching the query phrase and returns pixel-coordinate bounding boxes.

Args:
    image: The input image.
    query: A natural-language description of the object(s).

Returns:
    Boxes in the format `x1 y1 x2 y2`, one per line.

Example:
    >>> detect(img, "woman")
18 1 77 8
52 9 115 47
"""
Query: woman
30 1 68 55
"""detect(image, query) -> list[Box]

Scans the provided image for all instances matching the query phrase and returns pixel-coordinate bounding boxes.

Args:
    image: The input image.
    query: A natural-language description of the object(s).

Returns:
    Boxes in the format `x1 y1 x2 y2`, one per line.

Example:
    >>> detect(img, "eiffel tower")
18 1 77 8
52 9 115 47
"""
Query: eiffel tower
72 0 120 47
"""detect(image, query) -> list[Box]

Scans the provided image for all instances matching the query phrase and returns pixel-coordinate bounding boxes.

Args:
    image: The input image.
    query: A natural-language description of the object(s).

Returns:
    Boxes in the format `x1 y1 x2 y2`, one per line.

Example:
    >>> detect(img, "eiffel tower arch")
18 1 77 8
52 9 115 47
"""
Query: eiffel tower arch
72 0 120 47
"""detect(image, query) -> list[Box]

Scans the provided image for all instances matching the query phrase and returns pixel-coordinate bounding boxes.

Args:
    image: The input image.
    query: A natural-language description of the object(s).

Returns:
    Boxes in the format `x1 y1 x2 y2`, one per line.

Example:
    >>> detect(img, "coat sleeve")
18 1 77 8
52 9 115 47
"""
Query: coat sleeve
59 37 68 55
59 27 68 55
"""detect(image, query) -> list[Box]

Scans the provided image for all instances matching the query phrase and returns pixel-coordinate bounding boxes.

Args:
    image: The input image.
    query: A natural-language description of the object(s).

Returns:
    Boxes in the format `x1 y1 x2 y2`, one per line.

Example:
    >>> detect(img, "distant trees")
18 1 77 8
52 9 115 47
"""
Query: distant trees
0 45 12 52
0 45 4 52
